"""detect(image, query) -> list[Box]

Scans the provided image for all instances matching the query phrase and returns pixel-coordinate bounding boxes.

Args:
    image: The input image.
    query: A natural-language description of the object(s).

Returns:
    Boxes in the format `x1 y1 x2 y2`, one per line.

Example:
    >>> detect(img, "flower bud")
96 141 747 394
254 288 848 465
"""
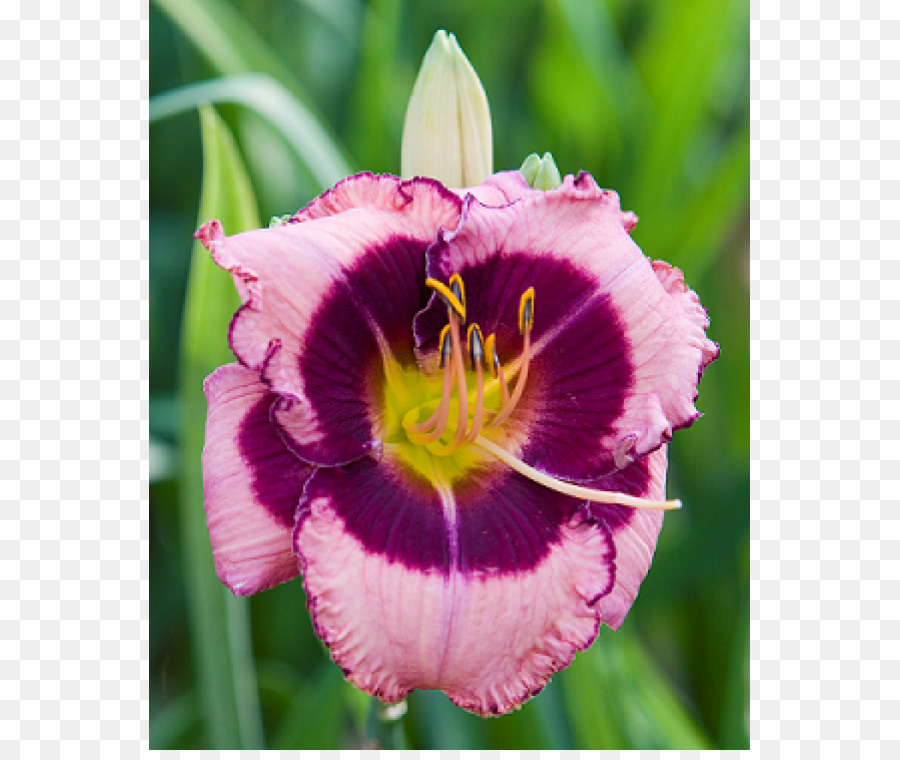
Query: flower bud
519 152 562 191
401 30 492 188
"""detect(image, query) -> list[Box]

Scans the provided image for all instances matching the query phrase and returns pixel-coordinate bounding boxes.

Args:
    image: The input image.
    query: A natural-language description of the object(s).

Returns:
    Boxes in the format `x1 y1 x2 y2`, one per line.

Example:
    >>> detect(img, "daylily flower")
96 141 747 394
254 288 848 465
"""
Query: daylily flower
196 168 718 716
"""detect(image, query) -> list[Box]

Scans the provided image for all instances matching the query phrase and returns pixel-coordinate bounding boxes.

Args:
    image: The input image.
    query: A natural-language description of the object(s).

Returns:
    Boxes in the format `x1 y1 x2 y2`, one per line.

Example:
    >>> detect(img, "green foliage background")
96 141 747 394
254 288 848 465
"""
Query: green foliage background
150 0 749 749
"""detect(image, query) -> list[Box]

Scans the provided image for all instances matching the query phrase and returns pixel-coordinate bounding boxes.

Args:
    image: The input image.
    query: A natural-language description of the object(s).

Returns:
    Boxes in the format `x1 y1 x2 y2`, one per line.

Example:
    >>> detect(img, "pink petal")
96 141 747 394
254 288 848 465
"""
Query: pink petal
585 447 669 629
202 363 312 595
294 456 615 716
417 171 717 479
462 169 535 206
651 259 721 381
196 173 462 467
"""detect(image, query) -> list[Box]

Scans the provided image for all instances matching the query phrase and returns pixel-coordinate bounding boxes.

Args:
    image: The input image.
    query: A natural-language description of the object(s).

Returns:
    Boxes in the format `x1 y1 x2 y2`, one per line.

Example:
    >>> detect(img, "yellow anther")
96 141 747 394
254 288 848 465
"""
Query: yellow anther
483 333 498 377
449 273 466 312
467 324 484 369
518 287 535 335
426 277 466 320
438 324 452 368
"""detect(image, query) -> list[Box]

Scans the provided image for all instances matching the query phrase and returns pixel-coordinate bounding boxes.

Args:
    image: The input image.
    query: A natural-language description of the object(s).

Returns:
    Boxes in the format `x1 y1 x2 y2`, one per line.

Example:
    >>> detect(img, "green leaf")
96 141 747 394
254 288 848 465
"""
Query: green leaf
639 121 750 281
720 546 750 748
557 639 627 749
346 0 404 172
150 74 352 192
560 630 713 749
553 0 648 158
150 691 200 749
153 0 309 103
269 664 349 749
406 689 488 749
629 0 747 221
177 105 264 749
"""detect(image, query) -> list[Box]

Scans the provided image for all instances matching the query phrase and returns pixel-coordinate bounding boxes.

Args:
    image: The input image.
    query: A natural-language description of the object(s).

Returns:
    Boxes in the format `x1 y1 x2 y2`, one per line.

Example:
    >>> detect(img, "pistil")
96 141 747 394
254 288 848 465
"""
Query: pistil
474 436 682 511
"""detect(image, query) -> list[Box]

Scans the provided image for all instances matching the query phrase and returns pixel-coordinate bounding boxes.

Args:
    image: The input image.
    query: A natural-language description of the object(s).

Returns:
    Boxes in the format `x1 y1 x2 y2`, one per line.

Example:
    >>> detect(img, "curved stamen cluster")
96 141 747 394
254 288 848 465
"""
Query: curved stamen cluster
401 274 681 511
404 275 532 456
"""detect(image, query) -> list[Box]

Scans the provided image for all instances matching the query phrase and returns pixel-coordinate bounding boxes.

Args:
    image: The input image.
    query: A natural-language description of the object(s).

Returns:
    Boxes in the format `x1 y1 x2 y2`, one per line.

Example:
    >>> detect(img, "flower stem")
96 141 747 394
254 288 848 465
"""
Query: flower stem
365 698 408 749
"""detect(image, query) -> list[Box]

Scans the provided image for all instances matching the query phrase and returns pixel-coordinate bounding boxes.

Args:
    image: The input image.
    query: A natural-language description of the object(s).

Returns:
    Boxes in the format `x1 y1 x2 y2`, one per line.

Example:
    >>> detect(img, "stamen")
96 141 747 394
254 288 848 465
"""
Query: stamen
438 324 452 368
518 287 535 334
399 276 684 516
404 278 471 449
480 332 509 421
426 277 466 320
487 288 534 429
444 312 470 451
409 306 470 453
474 436 682 511
496 363 510 409
464 325 486 443
408 326 453 437
449 273 466 313
466 324 484 370
483 333 499 378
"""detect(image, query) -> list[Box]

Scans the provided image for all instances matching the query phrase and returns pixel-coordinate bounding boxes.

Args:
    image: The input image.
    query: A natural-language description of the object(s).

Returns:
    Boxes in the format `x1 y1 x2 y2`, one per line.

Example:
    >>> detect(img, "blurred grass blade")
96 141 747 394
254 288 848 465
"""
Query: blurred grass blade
347 0 404 172
294 0 360 48
407 690 488 749
671 122 750 279
554 0 647 150
560 630 712 749
153 0 306 101
481 692 553 749
630 0 745 219
150 74 352 190
641 121 750 280
152 0 353 174
269 663 348 749
150 691 200 749
721 553 750 748
557 639 627 749
178 105 264 749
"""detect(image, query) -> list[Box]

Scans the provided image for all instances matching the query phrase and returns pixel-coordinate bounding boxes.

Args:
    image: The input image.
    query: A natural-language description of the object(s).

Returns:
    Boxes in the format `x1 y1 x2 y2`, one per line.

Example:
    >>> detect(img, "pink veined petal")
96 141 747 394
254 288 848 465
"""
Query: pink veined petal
418 171 717 478
651 259 721 382
196 173 462 467
202 363 312 595
586 446 669 629
293 456 615 716
461 169 535 207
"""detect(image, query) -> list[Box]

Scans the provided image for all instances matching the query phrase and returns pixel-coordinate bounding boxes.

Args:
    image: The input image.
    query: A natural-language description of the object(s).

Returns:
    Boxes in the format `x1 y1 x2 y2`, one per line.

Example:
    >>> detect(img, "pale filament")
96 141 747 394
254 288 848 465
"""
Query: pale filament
482 333 509 419
496 363 511 410
463 335 486 444
407 283 532 449
408 349 453 442
408 326 453 438
406 309 468 450
442 312 470 452
485 328 530 429
474 436 682 511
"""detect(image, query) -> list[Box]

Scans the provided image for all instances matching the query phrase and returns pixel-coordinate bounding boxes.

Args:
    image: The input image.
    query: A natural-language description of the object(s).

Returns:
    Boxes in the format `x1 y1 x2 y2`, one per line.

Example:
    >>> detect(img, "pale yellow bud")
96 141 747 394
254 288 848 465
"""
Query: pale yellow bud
401 30 493 188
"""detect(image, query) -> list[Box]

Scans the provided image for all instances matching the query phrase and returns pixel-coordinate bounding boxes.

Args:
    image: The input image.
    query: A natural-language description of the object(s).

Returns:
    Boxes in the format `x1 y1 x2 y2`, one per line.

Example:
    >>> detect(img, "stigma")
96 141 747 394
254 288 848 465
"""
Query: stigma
398 274 681 512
